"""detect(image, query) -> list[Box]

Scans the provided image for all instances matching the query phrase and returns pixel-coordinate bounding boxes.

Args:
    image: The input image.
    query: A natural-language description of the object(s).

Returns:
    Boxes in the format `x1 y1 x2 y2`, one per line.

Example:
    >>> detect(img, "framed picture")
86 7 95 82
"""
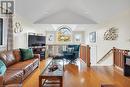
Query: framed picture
104 27 118 40
48 33 54 42
89 32 96 43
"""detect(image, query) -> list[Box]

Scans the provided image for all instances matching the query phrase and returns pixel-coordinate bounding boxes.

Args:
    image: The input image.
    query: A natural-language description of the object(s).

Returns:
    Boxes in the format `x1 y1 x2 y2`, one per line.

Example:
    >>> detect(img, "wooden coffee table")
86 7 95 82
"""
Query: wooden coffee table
39 59 64 87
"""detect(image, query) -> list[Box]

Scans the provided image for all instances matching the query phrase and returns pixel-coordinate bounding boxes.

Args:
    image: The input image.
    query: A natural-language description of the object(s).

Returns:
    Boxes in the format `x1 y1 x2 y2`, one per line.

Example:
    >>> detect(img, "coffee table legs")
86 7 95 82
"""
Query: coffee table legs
39 76 42 87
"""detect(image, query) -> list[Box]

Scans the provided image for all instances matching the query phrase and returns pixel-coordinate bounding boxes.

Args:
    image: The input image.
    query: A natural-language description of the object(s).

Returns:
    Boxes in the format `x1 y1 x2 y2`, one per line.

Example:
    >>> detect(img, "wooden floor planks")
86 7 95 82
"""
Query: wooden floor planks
22 58 130 87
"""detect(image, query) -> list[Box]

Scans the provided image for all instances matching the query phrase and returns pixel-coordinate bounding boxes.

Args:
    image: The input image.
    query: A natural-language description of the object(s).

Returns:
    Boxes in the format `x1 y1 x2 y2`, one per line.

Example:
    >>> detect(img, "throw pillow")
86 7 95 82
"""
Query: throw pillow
0 60 6 75
20 48 34 61
13 49 21 62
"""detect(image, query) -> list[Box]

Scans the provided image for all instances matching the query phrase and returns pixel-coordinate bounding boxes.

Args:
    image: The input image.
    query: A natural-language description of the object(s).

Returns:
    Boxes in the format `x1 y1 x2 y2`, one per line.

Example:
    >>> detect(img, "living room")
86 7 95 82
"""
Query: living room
0 0 130 87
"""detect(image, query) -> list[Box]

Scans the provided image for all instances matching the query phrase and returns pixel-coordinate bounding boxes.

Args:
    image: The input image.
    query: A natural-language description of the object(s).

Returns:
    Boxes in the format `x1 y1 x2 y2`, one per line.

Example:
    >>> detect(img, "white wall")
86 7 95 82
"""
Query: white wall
13 15 46 49
85 10 130 66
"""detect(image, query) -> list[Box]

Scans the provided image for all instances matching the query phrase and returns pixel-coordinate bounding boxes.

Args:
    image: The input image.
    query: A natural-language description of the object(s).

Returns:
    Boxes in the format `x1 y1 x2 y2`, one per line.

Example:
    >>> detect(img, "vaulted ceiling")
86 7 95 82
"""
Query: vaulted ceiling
15 0 130 24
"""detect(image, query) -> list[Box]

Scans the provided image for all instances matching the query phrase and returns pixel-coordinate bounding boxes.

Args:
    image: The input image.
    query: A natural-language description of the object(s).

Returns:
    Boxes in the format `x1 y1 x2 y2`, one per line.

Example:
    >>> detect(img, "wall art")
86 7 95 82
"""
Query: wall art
104 27 118 40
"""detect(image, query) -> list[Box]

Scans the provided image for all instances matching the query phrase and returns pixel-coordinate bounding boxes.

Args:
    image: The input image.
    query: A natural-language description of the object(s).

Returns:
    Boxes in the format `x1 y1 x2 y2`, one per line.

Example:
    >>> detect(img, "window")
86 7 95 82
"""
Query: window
0 18 3 45
57 26 72 42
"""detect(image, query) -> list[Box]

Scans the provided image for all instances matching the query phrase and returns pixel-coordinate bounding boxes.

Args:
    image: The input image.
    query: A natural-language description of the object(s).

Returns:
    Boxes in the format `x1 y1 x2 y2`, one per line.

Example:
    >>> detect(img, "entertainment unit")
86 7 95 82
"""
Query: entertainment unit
28 34 46 60
28 35 46 47
32 47 46 60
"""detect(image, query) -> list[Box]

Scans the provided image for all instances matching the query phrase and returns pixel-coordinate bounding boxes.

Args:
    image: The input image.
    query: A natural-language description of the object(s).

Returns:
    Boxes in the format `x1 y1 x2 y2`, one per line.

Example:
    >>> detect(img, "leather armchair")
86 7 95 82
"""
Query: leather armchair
63 45 80 63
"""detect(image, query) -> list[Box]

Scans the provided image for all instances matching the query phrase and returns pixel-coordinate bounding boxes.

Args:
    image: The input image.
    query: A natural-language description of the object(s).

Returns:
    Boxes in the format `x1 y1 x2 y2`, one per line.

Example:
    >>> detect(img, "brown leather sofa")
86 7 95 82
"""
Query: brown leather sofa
0 49 40 87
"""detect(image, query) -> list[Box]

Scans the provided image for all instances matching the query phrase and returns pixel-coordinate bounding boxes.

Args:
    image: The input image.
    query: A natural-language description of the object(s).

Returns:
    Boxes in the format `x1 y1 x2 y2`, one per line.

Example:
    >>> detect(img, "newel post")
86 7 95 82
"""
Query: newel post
113 47 116 66
86 45 91 67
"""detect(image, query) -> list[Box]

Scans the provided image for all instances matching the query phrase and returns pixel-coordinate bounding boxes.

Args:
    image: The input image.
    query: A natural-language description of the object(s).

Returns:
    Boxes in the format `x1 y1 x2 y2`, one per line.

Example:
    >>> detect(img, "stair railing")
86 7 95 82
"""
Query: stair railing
97 47 130 69
113 47 130 69
97 49 113 64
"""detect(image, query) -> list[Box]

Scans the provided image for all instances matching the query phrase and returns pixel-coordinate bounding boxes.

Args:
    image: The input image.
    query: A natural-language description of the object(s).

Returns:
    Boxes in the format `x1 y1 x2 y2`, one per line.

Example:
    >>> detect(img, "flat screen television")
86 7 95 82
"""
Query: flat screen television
0 18 3 45
28 35 46 47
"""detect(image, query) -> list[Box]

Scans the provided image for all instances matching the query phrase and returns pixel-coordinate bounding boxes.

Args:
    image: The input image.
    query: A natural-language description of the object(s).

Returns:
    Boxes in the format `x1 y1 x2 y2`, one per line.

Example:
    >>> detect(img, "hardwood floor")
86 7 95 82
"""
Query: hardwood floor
22 59 130 87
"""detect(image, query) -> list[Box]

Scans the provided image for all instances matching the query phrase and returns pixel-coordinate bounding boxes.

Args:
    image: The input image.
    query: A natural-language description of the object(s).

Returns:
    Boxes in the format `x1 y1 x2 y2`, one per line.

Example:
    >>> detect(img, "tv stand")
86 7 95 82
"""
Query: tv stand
31 47 46 61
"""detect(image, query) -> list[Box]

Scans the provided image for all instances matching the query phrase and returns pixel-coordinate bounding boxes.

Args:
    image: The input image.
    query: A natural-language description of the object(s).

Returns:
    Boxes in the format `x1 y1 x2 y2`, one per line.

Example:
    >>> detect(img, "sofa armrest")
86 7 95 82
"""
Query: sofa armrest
0 75 4 86
34 54 40 60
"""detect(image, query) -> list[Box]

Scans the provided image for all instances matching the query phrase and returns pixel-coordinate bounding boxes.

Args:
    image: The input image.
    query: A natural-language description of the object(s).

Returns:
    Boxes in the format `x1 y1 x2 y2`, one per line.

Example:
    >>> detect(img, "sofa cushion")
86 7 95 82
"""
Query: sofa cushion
3 69 23 85
0 51 16 67
8 59 38 74
20 49 34 61
13 50 21 62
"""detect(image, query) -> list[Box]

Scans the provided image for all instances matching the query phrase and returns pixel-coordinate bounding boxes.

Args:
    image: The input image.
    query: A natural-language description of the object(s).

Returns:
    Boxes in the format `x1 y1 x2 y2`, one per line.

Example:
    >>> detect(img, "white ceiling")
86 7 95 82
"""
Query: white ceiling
15 0 130 24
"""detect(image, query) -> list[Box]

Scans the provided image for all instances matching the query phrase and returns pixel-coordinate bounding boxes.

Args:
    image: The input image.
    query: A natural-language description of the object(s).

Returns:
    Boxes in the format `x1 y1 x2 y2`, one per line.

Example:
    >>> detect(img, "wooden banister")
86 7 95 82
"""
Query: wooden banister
80 44 91 67
96 46 130 69
97 49 113 64
97 47 130 67
113 47 130 69
86 45 91 67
